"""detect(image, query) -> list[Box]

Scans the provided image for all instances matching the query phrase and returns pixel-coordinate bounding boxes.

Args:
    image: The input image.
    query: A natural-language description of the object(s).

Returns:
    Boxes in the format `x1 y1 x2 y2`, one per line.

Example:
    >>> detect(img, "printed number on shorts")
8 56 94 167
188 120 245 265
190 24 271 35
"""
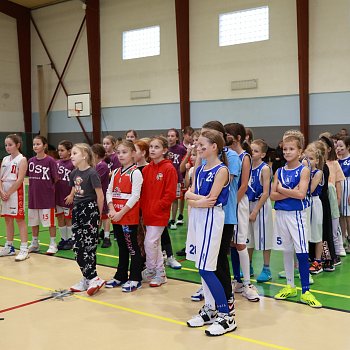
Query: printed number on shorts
189 244 196 255
276 237 282 245
42 213 49 221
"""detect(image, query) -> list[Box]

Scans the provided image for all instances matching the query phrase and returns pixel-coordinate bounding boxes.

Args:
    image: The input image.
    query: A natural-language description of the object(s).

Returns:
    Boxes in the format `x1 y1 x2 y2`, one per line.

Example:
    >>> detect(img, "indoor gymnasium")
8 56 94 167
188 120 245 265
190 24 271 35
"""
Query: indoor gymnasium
0 0 349 349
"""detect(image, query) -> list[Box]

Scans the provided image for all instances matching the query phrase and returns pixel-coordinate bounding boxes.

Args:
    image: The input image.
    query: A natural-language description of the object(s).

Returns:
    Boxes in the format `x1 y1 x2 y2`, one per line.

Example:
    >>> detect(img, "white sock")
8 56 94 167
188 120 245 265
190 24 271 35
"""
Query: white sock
238 248 250 285
284 251 295 287
59 226 68 240
201 278 216 310
20 242 28 250
66 226 72 240
6 240 13 247
50 237 56 246
32 237 39 245
104 231 110 238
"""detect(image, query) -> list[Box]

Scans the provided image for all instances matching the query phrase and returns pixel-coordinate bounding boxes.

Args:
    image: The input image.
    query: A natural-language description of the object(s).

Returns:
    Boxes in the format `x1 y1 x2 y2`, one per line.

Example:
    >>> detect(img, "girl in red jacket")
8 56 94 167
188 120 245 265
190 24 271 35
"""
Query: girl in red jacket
140 136 177 287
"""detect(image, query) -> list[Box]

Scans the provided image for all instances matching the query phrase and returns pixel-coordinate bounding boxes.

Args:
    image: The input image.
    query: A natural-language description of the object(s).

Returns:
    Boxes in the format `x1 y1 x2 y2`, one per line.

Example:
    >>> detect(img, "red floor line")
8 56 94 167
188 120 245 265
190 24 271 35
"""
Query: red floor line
0 296 53 314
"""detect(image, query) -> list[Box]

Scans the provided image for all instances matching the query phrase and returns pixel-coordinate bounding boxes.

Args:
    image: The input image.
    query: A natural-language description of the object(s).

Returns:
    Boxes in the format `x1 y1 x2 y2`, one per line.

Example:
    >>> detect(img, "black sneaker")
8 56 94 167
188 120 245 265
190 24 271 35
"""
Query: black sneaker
176 247 186 256
101 237 111 248
334 256 342 266
62 238 73 250
57 239 67 250
323 260 335 272
176 214 184 225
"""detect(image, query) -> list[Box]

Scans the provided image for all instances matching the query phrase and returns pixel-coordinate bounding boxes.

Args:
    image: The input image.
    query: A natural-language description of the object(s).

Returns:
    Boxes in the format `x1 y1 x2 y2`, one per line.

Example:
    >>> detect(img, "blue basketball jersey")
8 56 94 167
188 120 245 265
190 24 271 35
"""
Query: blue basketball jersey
246 162 271 202
195 163 229 206
338 156 350 177
311 169 324 197
274 164 308 211
238 151 251 189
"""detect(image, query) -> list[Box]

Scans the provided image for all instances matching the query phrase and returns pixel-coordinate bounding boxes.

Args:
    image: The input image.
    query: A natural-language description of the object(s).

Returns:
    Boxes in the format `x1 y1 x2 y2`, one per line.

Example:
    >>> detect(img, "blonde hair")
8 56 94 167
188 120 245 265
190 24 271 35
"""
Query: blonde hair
283 134 304 150
251 139 268 153
305 142 325 170
283 130 305 150
73 143 94 167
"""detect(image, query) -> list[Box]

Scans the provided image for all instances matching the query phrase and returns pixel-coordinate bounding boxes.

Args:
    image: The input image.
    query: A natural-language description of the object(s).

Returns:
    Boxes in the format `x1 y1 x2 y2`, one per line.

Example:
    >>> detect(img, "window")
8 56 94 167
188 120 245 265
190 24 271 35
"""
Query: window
122 25 160 60
219 6 269 47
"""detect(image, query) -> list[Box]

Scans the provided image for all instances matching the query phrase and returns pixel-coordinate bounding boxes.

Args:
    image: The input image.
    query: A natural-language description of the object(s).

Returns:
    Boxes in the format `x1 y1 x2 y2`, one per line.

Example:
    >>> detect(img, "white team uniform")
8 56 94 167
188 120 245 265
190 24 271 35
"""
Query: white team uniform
309 169 323 243
273 164 309 253
338 156 350 216
185 163 229 270
0 154 25 218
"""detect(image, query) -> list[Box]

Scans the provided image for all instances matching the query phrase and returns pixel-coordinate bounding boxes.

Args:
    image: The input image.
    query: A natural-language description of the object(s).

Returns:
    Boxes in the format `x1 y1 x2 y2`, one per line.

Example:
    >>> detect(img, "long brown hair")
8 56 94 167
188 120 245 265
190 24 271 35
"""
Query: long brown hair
200 130 228 166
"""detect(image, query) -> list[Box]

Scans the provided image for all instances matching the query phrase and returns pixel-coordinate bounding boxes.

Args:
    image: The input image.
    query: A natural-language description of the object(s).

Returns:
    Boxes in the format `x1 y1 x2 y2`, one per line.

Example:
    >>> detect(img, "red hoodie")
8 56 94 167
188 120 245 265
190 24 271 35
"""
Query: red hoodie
141 159 177 226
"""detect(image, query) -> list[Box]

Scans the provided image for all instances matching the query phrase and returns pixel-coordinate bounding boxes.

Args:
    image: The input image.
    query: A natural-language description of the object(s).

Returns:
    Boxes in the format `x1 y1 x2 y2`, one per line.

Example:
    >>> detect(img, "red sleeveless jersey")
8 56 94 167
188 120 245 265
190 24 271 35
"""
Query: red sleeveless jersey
111 165 140 225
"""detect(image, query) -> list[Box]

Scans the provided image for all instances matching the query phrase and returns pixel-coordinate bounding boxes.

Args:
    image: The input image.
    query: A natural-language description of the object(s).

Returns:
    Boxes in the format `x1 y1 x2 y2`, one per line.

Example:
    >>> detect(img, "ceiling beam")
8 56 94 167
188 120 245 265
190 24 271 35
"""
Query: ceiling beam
0 0 28 18
175 0 190 129
296 0 309 144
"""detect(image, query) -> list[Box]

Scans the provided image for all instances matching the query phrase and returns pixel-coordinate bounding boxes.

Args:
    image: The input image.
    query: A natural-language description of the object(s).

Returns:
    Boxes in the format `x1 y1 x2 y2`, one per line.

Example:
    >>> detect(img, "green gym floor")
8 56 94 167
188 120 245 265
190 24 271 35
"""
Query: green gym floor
1 187 349 313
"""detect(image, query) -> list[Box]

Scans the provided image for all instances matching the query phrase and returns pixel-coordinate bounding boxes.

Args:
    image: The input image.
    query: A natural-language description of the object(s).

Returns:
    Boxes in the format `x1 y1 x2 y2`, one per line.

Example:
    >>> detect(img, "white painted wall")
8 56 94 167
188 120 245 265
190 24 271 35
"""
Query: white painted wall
0 13 24 132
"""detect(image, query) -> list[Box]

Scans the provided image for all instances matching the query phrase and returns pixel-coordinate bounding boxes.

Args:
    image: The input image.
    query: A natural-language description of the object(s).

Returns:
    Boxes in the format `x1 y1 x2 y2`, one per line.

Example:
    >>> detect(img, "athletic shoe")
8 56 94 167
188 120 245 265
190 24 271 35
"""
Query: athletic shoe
142 268 156 282
121 280 142 292
169 220 177 230
187 305 217 328
87 276 105 296
323 260 335 272
256 268 272 282
205 313 237 336
149 271 167 287
57 239 67 250
309 261 323 274
28 242 40 253
70 278 89 292
231 280 244 293
15 248 29 262
300 291 322 308
337 248 346 257
101 237 111 248
176 247 186 256
191 286 204 302
166 256 182 269
105 278 124 288
0 244 15 257
63 239 73 250
176 214 184 226
228 296 235 316
274 285 298 300
334 256 342 266
242 284 260 302
278 269 300 279
46 244 58 255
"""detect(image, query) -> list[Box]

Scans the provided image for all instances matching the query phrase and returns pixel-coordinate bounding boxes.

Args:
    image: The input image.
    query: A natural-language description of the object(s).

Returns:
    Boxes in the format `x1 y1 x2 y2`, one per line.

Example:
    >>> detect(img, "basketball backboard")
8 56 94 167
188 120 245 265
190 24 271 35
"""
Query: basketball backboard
67 93 91 117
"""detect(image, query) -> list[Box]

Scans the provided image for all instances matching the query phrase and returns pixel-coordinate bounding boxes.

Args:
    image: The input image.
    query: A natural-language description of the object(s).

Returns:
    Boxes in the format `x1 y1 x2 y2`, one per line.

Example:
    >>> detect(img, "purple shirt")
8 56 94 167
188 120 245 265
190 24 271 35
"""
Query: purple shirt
106 153 121 171
56 159 74 207
27 156 58 209
96 160 110 214
168 144 187 182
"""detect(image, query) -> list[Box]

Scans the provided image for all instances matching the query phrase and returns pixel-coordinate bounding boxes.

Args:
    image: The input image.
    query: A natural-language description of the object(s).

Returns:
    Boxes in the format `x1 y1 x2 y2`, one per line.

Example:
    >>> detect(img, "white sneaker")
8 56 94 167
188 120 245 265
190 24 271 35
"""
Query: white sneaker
232 280 244 293
170 223 177 230
46 244 58 255
149 271 167 287
28 242 40 253
142 268 156 282
166 256 182 269
242 284 260 302
187 305 217 328
191 286 204 302
337 248 347 257
205 313 237 336
0 244 16 257
15 248 29 262
70 278 89 292
87 276 105 296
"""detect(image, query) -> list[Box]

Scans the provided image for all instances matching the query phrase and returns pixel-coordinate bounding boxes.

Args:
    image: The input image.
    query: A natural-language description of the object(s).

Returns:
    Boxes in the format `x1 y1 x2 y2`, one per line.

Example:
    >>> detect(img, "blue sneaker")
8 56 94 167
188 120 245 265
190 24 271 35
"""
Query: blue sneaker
240 265 254 278
121 280 142 292
0 244 15 257
256 268 272 283
105 278 124 288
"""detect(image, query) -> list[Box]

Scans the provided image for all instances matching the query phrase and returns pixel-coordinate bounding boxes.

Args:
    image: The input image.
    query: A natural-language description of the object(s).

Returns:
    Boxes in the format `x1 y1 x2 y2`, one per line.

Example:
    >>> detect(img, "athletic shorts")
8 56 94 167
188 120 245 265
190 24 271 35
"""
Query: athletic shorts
232 194 249 244
55 205 72 219
175 182 185 200
340 177 350 216
28 208 55 227
310 196 323 243
186 206 224 271
1 183 25 219
273 209 309 254
246 199 273 250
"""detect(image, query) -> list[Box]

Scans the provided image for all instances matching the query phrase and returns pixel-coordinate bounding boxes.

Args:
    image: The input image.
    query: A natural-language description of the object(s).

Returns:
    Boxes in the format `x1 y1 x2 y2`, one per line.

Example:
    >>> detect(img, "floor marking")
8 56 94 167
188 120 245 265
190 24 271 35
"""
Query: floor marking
0 274 293 350
1 239 350 301
0 296 54 314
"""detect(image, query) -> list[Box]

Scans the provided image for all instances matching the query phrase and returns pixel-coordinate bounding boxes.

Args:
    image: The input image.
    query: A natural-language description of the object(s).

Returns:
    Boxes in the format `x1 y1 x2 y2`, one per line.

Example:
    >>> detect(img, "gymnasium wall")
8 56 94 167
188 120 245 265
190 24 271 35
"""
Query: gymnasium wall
1 0 350 149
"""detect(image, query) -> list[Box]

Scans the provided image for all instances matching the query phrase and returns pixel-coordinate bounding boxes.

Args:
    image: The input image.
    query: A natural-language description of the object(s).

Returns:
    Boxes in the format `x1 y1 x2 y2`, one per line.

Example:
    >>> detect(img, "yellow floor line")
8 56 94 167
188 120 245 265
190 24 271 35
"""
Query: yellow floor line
1 237 350 300
0 274 293 350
